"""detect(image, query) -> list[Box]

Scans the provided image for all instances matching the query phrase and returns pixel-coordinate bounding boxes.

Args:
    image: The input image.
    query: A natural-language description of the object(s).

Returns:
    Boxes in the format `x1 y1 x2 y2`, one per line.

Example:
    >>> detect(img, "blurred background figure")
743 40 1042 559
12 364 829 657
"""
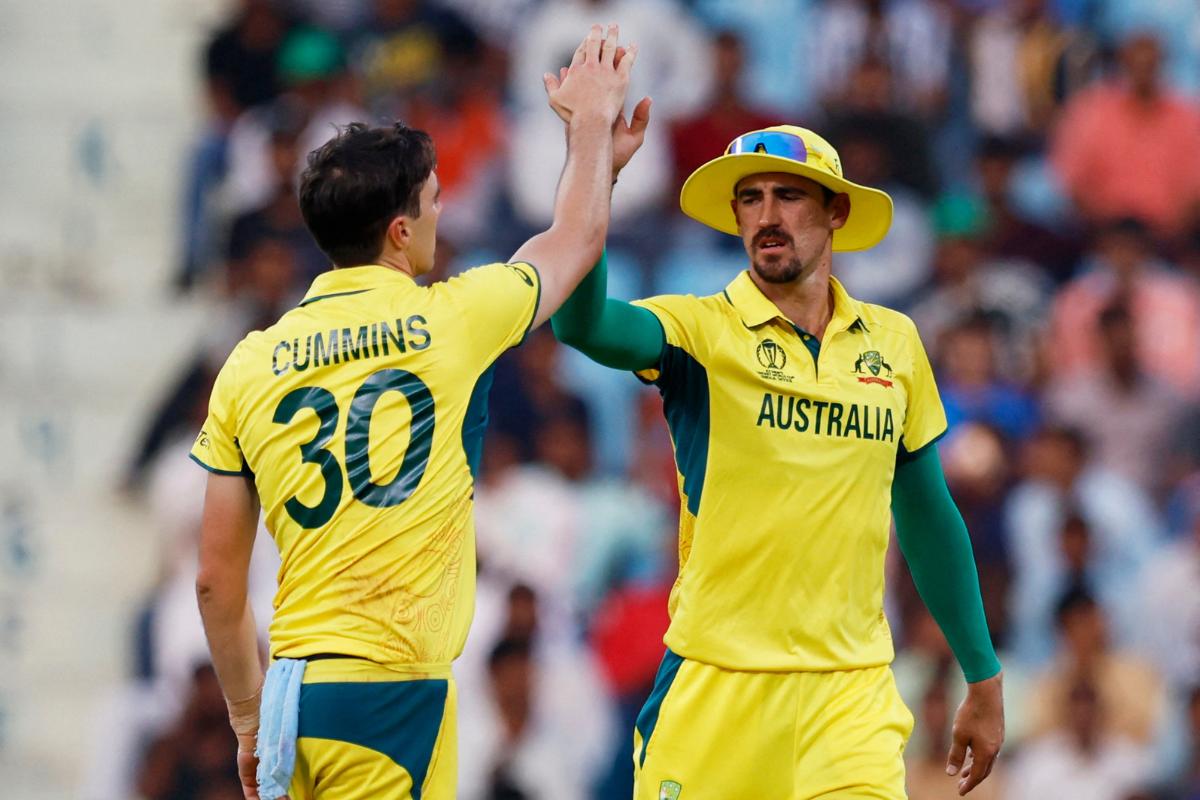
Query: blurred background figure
1050 32 1200 242
1005 676 1155 799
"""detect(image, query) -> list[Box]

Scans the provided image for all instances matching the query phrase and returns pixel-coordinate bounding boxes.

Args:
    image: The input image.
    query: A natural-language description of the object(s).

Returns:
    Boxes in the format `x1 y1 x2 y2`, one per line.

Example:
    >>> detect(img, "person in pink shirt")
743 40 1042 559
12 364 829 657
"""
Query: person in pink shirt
1051 32 1200 239
1049 219 1200 398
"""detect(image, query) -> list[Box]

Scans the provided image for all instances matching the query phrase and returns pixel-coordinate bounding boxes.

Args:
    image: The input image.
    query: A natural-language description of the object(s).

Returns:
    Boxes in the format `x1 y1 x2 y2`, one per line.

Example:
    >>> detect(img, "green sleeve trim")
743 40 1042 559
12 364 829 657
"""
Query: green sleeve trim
512 261 542 346
896 427 947 464
550 249 663 371
189 452 250 477
892 445 1001 683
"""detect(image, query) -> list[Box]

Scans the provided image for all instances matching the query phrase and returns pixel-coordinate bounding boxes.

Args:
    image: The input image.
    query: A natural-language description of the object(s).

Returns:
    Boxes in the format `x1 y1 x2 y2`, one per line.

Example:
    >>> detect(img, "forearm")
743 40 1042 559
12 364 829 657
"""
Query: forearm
552 111 615 258
197 583 264 725
892 445 1001 683
515 111 616 327
551 250 664 370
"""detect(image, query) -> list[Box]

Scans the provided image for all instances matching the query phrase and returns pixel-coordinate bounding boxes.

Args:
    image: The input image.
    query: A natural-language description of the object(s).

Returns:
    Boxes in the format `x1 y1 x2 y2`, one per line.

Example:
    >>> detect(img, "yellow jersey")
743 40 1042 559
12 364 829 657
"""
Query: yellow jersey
190 262 541 672
632 271 946 672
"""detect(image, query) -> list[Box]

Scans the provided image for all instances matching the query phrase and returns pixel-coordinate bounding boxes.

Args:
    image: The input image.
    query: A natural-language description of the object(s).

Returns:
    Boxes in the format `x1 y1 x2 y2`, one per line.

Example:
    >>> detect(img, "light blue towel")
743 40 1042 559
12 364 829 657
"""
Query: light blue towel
256 658 306 800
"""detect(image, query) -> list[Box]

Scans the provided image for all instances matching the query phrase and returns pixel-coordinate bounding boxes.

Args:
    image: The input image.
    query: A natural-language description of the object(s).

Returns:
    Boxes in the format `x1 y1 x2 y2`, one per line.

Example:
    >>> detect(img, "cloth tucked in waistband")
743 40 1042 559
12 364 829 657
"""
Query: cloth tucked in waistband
256 658 307 800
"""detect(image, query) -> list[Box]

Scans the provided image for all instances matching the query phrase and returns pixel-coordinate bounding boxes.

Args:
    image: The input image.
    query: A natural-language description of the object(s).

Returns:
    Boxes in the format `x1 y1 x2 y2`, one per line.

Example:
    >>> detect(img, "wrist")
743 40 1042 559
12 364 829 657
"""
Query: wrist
226 684 263 736
568 108 615 133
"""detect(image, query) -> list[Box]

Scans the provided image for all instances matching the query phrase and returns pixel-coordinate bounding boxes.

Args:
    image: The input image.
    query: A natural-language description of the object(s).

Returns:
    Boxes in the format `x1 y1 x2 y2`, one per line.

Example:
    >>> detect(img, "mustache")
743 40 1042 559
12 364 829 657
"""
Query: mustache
753 227 793 247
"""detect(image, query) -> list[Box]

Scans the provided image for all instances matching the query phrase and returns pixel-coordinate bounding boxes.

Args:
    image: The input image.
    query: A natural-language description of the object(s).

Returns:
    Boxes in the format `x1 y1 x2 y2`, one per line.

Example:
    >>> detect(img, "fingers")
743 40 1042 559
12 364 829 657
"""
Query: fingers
629 96 652 135
600 23 620 67
957 744 999 795
945 735 967 777
543 72 560 96
571 25 598 67
583 23 603 64
616 42 638 80
560 66 568 82
614 45 627 67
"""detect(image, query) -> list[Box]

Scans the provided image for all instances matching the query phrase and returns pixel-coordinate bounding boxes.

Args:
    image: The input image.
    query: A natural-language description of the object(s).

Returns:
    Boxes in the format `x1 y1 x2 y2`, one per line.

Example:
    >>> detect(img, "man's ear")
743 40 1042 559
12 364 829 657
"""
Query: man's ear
829 193 851 231
387 216 410 250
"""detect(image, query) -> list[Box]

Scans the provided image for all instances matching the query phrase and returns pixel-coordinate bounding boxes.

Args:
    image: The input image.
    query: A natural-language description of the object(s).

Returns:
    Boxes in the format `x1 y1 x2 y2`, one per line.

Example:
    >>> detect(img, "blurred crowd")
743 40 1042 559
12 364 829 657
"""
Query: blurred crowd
95 0 1200 798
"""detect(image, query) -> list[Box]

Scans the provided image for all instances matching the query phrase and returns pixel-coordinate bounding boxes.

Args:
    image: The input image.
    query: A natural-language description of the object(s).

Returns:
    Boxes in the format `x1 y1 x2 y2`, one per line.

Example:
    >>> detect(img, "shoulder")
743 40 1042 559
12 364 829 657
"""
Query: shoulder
633 291 732 319
857 301 922 340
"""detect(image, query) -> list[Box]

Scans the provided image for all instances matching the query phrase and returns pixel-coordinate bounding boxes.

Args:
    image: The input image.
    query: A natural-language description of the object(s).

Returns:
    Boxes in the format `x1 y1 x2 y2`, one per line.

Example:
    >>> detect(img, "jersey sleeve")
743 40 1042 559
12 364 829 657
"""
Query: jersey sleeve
440 261 542 365
190 345 250 476
629 294 707 385
899 319 948 455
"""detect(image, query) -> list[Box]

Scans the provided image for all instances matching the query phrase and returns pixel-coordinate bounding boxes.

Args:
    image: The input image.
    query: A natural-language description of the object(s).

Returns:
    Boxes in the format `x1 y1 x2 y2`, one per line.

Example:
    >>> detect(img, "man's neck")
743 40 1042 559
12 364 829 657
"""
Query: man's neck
372 251 417 278
750 259 835 338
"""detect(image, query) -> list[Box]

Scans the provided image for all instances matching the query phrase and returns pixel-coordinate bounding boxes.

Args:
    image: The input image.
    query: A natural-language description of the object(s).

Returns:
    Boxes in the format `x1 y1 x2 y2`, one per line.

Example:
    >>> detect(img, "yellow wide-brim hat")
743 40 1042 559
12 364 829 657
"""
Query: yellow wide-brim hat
679 125 894 252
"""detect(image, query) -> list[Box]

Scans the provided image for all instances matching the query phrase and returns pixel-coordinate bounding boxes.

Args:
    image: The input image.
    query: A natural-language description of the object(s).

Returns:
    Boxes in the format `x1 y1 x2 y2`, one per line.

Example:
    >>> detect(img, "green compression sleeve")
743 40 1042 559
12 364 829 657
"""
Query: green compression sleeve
550 250 664 371
892 444 1002 683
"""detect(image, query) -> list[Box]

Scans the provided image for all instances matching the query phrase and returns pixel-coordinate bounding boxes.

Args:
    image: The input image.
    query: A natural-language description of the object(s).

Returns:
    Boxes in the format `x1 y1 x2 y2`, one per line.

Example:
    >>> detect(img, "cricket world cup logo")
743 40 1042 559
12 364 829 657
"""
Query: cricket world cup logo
756 339 787 370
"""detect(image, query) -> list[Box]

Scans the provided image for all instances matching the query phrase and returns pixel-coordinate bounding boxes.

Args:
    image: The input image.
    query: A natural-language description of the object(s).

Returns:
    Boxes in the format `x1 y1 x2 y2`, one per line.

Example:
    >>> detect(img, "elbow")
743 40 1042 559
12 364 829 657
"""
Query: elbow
195 568 239 618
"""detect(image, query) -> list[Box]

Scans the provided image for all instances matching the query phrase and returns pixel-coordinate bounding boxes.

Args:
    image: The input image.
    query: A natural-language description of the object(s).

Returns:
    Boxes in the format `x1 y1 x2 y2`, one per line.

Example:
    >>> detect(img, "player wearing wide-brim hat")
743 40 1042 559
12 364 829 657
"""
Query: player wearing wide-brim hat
680 124 894 251
548 112 1005 799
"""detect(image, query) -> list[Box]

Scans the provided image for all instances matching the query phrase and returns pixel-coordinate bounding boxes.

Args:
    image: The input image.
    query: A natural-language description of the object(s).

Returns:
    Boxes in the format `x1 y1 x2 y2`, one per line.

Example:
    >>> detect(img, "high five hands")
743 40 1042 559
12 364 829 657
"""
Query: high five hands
543 24 652 180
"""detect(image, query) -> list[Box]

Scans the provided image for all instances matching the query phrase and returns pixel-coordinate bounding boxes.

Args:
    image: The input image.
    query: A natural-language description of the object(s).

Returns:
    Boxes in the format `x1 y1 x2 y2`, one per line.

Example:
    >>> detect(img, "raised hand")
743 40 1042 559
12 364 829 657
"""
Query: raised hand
543 24 636 129
544 34 651 181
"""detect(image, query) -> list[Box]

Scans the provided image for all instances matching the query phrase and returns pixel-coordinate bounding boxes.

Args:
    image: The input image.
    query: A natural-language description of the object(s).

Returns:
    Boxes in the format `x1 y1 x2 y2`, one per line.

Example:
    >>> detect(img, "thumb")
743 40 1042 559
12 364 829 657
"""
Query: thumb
543 72 560 95
629 96 652 134
946 735 968 777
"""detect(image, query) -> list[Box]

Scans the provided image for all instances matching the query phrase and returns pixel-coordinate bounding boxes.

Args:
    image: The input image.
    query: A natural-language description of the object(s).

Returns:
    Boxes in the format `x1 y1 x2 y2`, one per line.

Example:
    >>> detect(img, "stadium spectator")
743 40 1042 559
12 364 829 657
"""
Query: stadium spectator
221 26 366 217
135 664 244 800
690 0 817 114
822 57 938 200
669 29 777 197
820 126 934 308
967 0 1098 140
972 136 1082 283
1025 588 1165 747
907 192 1050 378
203 0 293 115
403 40 506 249
938 314 1041 442
1006 426 1163 665
810 0 952 118
1050 32 1200 239
180 0 297 290
457 589 615 800
1046 303 1185 498
1048 218 1200 398
1161 685 1200 799
223 100 328 285
1132 492 1200 691
1005 676 1155 799
487 327 590 465
347 0 483 119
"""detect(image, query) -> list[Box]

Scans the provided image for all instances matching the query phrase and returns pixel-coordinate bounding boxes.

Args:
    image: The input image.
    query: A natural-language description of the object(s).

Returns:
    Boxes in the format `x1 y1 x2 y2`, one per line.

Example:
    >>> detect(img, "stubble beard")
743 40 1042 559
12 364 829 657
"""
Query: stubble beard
753 254 805 284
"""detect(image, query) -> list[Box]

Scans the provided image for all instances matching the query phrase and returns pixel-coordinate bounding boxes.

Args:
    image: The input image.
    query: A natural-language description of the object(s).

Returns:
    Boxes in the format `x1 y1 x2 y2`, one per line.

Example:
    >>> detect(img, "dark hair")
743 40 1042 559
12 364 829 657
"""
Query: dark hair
488 637 533 670
1054 583 1098 628
299 122 436 267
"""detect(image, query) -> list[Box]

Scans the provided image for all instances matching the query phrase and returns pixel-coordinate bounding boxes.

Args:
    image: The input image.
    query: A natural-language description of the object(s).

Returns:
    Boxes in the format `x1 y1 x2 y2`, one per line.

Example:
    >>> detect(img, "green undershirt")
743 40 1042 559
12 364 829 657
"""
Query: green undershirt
551 252 1001 683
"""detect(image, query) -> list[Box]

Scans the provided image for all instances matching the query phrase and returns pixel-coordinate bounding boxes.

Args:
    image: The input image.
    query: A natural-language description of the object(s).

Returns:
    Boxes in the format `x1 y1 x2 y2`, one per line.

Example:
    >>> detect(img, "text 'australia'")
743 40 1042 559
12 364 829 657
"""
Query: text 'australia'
756 392 894 441
272 317 431 376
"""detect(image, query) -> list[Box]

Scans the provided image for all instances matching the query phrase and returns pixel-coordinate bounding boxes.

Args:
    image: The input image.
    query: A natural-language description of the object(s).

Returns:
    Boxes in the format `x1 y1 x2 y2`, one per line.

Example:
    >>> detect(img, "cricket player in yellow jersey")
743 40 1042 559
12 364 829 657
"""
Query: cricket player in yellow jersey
191 25 644 800
550 125 1006 797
